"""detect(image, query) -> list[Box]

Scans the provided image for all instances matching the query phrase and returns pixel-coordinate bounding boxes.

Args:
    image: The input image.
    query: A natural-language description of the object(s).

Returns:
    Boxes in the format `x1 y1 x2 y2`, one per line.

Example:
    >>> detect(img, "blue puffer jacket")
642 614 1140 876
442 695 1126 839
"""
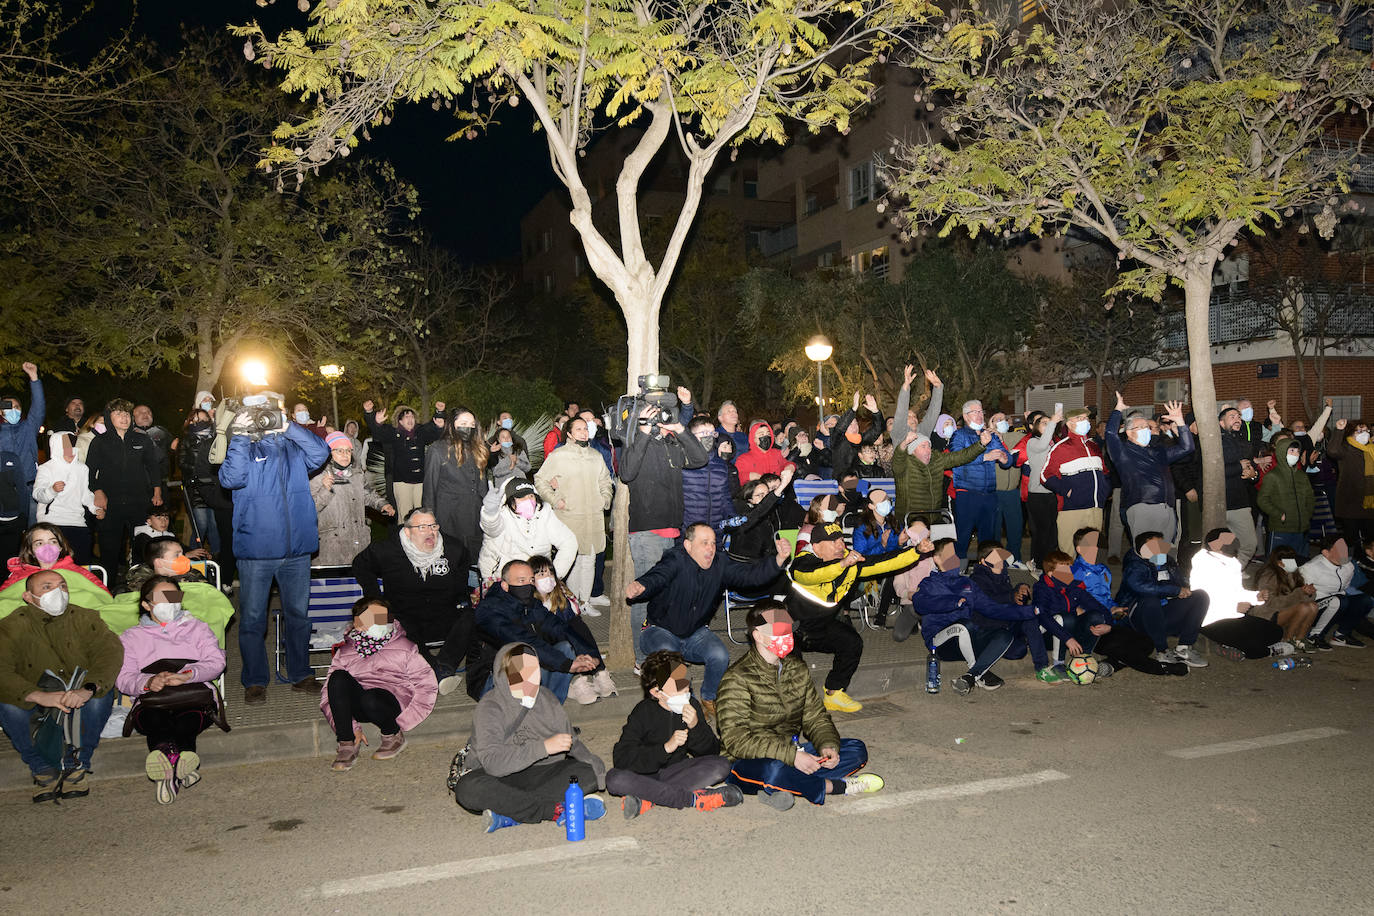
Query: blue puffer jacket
947 426 1007 493
914 567 1035 648
1032 573 1111 627
1102 410 1194 509
1070 557 1113 609
219 423 330 560
1114 550 1184 612
681 455 737 530
0 377 43 486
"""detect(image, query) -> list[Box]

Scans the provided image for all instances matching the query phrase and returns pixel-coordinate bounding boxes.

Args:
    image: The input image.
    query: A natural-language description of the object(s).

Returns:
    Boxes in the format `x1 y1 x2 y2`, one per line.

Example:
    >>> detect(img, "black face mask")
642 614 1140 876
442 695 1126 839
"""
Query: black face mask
758 436 773 450
507 583 536 602
455 426 474 441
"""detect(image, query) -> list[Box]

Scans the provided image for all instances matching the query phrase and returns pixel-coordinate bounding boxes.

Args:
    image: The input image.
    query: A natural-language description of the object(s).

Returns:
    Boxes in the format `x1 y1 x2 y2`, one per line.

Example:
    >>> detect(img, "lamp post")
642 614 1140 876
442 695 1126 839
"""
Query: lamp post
319 364 343 424
804 335 833 427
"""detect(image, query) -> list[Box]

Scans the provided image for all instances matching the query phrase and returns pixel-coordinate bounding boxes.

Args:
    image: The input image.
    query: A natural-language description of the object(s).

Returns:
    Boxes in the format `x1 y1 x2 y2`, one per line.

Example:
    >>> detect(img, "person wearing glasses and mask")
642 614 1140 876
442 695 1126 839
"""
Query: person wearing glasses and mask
352 507 474 697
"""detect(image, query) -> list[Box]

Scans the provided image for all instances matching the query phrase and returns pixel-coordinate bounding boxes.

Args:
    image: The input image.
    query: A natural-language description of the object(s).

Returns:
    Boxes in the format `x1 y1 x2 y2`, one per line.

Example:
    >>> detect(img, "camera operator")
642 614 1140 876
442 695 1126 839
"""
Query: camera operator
218 395 330 706
620 400 709 667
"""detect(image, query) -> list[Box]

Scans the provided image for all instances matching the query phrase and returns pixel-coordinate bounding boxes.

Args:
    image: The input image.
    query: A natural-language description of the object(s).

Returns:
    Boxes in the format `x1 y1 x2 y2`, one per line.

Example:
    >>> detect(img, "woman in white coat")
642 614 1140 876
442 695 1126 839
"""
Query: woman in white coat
32 431 102 564
534 417 612 614
478 476 578 584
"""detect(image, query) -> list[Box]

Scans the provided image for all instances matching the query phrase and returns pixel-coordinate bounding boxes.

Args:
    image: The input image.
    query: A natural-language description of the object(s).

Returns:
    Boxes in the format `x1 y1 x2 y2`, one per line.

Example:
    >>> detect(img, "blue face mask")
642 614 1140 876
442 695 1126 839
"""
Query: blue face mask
874 500 892 518
1134 429 1152 447
1 409 19 425
1149 552 1168 566
995 421 1009 434
968 422 983 432
1239 407 1254 422
294 410 310 424
501 418 514 429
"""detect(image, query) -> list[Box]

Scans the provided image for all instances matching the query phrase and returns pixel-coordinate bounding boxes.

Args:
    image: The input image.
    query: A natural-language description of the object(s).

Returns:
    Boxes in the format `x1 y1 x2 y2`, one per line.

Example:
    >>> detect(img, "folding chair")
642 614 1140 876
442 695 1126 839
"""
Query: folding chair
188 559 221 591
274 568 370 680
86 565 109 588
720 533 778 645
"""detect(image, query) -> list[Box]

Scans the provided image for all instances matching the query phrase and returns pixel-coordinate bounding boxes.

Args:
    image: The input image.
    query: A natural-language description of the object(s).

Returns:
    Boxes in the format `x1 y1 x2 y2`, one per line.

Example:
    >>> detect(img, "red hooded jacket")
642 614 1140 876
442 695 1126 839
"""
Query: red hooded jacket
733 421 795 482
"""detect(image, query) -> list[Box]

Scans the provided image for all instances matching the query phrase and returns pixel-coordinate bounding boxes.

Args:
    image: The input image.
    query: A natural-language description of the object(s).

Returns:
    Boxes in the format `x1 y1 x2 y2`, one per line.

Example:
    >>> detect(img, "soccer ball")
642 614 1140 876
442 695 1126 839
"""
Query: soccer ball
1064 654 1099 685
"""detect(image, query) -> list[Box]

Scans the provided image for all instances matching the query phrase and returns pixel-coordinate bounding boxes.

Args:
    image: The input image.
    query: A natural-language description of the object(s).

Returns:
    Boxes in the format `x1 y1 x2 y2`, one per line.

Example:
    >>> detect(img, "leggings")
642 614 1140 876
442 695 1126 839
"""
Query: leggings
132 705 213 752
325 670 402 742
1200 615 1284 659
605 755 732 809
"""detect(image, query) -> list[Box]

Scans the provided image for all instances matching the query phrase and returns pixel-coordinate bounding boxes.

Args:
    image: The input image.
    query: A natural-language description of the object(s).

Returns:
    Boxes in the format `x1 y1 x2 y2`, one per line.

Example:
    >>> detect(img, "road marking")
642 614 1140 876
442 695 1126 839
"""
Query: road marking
1165 726 1347 759
305 835 641 899
838 768 1069 815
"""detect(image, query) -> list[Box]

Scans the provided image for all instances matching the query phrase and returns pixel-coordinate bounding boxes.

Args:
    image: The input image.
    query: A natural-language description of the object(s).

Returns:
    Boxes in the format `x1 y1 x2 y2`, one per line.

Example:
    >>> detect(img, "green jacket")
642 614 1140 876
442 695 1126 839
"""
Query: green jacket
716 650 841 766
892 441 984 520
0 603 124 708
1257 438 1315 534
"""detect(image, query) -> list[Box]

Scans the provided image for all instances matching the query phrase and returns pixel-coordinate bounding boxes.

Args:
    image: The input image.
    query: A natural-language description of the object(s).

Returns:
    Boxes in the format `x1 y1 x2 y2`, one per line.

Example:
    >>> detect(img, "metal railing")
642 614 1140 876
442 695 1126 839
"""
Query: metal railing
1161 283 1374 348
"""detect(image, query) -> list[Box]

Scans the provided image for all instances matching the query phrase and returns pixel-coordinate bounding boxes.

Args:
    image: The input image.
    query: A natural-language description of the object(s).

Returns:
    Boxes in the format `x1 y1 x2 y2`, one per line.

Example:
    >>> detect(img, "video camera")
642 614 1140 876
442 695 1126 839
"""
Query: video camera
207 391 287 465
607 374 679 448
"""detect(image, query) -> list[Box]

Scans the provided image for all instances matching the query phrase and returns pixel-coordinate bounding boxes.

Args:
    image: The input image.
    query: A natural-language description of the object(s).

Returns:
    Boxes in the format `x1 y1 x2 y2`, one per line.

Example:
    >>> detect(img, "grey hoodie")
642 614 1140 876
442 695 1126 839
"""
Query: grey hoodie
467 642 606 788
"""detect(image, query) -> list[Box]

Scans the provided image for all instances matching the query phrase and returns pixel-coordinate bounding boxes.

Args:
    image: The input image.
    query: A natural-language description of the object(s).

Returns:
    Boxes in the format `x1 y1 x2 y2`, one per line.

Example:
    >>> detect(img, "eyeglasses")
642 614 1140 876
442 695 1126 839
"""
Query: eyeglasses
405 523 440 532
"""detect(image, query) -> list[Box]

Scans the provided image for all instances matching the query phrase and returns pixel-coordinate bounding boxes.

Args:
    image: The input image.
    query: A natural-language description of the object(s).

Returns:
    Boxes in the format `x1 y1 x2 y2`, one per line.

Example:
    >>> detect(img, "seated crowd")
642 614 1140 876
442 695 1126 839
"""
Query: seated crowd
1 364 1372 826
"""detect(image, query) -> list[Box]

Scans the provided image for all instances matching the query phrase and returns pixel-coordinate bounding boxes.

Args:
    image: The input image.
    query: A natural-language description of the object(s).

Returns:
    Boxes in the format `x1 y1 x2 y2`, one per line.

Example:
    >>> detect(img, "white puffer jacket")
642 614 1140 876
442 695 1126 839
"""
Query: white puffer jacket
33 431 99 526
478 477 579 580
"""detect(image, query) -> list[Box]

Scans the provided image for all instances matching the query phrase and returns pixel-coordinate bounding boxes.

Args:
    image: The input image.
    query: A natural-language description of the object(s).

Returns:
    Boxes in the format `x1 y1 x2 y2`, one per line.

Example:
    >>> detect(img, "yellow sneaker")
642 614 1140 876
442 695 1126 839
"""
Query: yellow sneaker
823 689 863 712
842 773 885 796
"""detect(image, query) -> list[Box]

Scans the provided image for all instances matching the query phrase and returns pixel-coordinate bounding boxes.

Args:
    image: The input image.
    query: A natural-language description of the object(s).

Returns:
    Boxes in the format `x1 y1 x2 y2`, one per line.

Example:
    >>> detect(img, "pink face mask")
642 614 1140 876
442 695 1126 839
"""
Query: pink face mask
515 498 536 520
34 543 61 566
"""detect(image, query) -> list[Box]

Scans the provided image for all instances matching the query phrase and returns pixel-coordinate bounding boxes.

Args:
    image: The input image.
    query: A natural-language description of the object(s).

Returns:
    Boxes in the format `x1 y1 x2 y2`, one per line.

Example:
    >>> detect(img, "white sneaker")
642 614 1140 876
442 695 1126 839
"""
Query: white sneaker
588 595 611 607
590 669 618 698
1172 644 1209 668
1268 641 1295 657
566 675 599 705
438 673 464 696
579 601 602 618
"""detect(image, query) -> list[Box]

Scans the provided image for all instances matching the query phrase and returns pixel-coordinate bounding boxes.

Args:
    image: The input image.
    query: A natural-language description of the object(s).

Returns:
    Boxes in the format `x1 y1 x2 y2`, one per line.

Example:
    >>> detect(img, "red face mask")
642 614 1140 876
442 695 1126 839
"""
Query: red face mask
767 633 794 658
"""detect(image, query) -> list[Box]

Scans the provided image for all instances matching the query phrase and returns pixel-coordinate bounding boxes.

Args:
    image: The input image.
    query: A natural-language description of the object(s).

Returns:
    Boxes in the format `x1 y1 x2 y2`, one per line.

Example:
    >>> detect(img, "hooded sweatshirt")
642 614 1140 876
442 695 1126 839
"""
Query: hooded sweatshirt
466 642 606 786
734 421 795 482
33 431 99 526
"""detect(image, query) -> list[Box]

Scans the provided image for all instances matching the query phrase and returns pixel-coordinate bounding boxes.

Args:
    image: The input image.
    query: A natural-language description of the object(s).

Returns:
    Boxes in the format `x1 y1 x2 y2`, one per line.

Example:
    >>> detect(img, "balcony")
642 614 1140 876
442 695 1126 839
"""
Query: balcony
1161 282 1374 349
758 223 797 258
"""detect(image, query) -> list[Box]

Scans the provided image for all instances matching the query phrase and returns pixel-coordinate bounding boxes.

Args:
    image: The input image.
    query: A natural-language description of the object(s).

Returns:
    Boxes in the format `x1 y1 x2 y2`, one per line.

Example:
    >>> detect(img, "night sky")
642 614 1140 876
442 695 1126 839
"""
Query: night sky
129 0 559 264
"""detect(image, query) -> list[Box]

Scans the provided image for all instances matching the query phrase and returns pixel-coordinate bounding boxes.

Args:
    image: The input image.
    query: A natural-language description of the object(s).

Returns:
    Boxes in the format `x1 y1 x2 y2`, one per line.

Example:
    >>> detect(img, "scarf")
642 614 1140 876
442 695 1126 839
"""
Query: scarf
1349 435 1374 509
401 528 447 579
345 627 390 658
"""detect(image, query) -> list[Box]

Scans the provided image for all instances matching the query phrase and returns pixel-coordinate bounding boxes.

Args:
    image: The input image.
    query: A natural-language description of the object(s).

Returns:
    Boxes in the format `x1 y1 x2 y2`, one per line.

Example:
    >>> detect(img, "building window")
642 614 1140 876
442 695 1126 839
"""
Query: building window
710 171 732 195
804 193 821 217
817 251 835 269
850 245 889 279
540 229 553 253
848 161 874 209
743 177 759 199
1328 396 1362 432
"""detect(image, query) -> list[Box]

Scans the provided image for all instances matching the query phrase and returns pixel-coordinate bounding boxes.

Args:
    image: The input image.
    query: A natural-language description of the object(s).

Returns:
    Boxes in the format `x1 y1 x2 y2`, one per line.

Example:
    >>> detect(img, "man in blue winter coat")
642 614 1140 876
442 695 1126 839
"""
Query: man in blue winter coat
946 400 1014 561
681 416 737 531
219 408 330 704
0 362 44 532
1103 395 1193 545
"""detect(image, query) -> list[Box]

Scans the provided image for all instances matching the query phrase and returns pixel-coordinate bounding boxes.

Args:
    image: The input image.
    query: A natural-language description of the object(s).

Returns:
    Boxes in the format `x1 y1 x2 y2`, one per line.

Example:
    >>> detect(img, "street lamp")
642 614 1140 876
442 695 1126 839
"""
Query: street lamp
319 364 343 424
240 359 269 388
804 335 833 426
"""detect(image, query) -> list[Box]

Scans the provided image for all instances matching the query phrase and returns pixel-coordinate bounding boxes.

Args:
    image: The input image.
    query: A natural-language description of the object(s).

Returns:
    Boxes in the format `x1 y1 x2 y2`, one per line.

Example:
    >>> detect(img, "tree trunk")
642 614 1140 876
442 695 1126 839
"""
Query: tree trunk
1183 267 1226 531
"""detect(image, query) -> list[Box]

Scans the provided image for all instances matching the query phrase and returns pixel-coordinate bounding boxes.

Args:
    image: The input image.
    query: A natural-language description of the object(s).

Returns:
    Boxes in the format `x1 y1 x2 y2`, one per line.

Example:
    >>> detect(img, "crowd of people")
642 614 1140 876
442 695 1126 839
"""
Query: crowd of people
2 362 1372 824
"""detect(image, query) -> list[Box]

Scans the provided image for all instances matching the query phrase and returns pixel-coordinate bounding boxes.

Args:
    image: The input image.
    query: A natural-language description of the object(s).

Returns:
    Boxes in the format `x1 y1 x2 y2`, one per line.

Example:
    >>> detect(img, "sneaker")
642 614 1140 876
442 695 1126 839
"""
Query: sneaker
1097 661 1115 679
556 794 607 826
693 783 744 811
1330 632 1366 648
291 677 322 694
1172 644 1209 668
579 601 602 618
1008 560 1031 571
32 769 59 804
589 594 611 607
566 675 600 706
483 809 518 833
1151 649 1173 664
438 671 464 696
58 767 91 799
331 740 362 772
177 752 202 791
1308 635 1335 652
1292 637 1318 653
622 795 652 820
243 685 267 706
372 732 407 760
147 749 177 805
842 773 885 796
590 669 618 698
1214 643 1246 661
892 606 919 643
823 689 863 713
952 673 976 696
759 790 796 811
632 664 642 677
976 671 1005 691
1267 641 1295 658
1035 666 1064 684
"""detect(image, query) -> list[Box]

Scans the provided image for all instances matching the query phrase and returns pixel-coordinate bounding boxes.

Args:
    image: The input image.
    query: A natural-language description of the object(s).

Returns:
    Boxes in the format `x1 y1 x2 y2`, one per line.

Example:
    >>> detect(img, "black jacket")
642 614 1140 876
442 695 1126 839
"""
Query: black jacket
634 544 784 637
87 427 160 507
620 430 708 532
828 407 884 479
366 416 442 484
178 423 232 511
473 585 592 672
352 530 471 627
611 696 720 774
1220 430 1257 510
422 444 485 561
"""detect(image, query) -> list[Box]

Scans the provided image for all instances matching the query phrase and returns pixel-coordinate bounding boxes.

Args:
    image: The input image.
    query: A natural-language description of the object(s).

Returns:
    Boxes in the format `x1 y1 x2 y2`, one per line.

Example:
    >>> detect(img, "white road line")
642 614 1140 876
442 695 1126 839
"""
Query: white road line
1165 726 1348 759
305 835 641 899
838 768 1070 815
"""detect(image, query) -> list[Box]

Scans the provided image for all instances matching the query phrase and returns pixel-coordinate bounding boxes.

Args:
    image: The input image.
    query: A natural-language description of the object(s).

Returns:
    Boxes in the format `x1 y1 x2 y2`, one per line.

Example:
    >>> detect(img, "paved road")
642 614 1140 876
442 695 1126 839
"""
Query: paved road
3 650 1372 915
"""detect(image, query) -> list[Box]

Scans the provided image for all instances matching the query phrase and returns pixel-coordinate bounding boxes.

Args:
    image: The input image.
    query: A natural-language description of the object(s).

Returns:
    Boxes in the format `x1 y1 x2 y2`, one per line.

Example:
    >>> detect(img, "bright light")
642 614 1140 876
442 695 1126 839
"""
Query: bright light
240 359 269 387
804 335 833 362
319 364 344 381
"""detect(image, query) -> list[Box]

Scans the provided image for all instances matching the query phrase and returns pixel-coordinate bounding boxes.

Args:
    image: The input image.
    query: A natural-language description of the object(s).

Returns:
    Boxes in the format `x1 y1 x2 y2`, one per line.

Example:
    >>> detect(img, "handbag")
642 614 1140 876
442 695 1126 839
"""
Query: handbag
122 657 231 737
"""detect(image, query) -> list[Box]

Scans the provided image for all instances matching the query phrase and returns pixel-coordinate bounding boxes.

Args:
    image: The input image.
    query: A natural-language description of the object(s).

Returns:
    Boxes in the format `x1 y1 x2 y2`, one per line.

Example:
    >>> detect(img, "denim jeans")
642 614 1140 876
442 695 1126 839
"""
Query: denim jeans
481 640 575 703
628 531 673 663
238 554 312 686
952 490 998 560
728 738 868 806
994 490 1024 561
188 505 220 553
0 689 116 775
639 625 731 700
1269 530 1309 559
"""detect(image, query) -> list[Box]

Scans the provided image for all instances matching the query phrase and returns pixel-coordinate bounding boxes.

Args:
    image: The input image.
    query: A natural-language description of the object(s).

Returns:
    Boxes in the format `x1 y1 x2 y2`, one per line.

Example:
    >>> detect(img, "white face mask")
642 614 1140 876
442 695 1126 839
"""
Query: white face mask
365 622 393 640
1133 429 1152 447
1073 420 1091 436
940 425 955 438
37 588 69 616
1286 453 1300 467
1280 558 1298 573
1356 431 1371 445
967 422 983 432
821 509 837 523
518 693 536 709
535 575 557 594
151 601 182 624
664 692 691 714
995 420 1009 434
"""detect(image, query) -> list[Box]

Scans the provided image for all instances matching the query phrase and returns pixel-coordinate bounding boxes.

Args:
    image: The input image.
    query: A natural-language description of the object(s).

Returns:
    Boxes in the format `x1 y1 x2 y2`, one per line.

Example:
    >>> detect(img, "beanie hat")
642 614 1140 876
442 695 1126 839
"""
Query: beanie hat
325 431 351 449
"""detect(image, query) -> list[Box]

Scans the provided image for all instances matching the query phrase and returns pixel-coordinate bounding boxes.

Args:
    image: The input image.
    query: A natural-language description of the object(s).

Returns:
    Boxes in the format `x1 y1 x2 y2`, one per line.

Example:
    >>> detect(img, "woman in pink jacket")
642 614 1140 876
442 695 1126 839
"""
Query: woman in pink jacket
323 596 438 771
116 575 226 805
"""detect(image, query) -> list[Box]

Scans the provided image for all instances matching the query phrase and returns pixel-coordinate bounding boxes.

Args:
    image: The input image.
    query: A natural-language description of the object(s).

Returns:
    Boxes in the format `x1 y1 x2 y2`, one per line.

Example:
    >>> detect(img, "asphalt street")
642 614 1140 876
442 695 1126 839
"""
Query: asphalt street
3 648 1372 916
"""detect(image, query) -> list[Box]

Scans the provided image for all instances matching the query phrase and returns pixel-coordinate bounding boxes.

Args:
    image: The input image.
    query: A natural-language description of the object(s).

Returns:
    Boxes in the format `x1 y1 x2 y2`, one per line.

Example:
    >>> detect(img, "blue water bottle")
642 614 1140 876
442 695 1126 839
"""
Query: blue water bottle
926 650 941 694
564 776 585 841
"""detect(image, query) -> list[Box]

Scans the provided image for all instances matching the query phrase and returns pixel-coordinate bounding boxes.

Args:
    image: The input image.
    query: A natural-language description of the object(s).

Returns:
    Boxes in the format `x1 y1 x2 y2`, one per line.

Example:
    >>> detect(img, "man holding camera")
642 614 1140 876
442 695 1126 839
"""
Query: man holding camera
218 397 330 704
620 391 709 668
